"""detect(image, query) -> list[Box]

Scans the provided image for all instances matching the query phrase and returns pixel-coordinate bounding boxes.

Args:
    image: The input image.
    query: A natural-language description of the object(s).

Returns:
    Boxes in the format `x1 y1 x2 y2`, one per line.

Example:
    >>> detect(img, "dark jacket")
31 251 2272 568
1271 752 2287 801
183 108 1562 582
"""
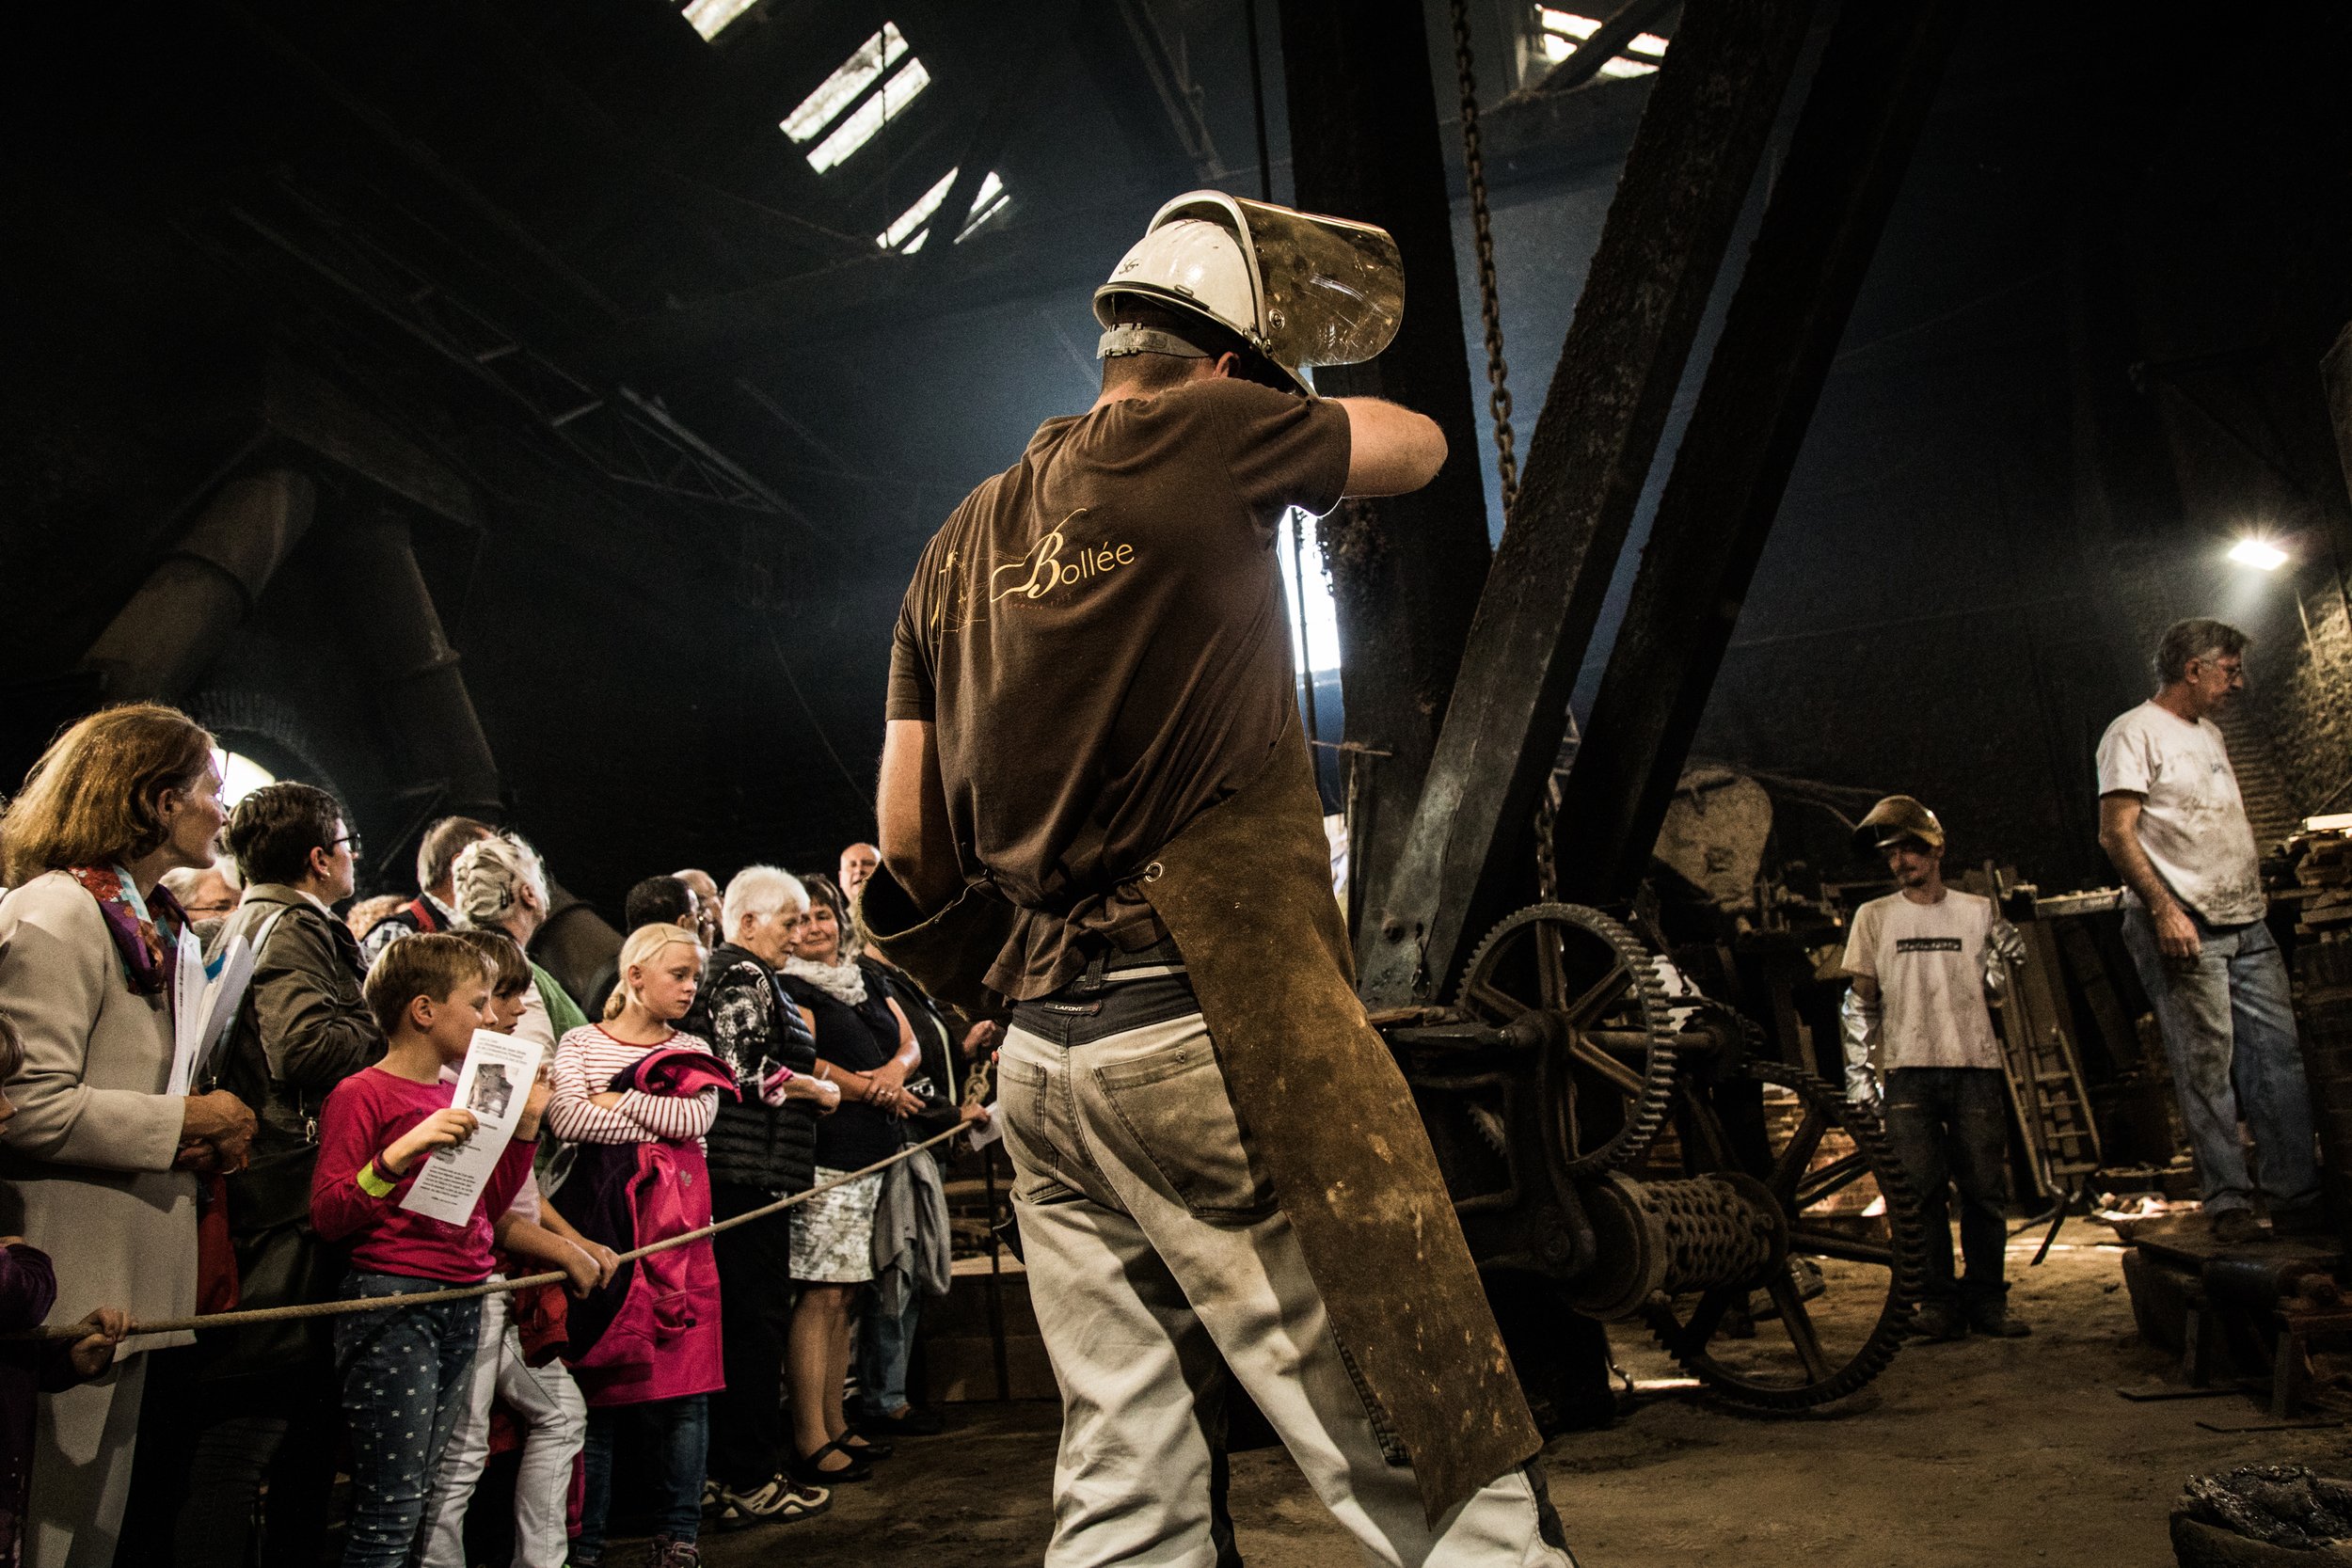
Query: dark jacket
211 885 387 1235
681 942 820 1197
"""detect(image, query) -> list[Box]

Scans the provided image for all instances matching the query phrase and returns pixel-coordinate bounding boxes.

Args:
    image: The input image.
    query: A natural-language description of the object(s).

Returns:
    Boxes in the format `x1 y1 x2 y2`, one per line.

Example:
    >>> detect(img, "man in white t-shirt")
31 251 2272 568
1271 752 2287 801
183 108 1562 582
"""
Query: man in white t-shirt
1839 795 2028 1340
2096 617 2319 1245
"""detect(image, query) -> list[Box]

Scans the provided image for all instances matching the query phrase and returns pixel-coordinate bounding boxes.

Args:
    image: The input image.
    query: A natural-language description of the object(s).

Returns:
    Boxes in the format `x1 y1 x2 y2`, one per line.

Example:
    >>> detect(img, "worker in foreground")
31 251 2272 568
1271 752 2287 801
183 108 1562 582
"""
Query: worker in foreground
1839 796 2030 1340
859 192 1574 1566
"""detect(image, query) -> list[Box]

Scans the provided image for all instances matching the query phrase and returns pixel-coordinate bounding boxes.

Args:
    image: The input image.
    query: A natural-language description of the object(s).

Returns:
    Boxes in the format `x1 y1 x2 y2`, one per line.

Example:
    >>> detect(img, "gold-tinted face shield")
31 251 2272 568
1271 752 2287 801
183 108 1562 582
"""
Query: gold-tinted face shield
1122 191 1406 392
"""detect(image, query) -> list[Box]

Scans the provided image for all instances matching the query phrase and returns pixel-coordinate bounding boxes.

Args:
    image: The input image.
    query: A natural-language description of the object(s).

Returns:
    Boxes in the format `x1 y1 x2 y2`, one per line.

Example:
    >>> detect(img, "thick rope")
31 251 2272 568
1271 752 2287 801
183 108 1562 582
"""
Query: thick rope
21 1124 971 1342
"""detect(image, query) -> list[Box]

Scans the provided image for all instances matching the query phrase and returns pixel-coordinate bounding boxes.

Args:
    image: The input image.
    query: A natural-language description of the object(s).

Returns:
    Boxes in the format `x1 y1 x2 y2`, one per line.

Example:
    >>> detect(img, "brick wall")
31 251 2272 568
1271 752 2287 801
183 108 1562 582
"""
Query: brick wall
2249 581 2352 831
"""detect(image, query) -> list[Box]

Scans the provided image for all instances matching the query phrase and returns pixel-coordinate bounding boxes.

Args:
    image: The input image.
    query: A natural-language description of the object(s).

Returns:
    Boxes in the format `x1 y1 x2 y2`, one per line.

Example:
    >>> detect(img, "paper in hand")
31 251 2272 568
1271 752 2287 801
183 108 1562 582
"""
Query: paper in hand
169 931 263 1096
401 1030 541 1227
168 927 206 1097
965 1099 1003 1150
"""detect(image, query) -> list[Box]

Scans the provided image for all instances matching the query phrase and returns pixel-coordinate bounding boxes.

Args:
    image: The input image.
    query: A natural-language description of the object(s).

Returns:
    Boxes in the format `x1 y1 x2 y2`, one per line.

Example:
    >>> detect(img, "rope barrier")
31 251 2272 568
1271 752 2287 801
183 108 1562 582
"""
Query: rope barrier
20 1123 972 1342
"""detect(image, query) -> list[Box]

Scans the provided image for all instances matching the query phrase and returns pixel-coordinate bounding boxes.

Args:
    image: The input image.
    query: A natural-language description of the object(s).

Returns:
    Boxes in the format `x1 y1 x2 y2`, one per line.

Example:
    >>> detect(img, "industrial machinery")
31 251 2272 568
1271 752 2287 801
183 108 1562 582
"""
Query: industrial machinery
1374 903 1926 1421
1314 0 1966 1427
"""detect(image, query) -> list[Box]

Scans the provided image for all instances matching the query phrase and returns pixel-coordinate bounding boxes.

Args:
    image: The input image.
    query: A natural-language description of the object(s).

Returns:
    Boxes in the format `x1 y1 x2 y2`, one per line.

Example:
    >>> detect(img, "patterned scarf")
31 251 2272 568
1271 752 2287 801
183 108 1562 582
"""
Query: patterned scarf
67 865 186 997
783 953 866 1007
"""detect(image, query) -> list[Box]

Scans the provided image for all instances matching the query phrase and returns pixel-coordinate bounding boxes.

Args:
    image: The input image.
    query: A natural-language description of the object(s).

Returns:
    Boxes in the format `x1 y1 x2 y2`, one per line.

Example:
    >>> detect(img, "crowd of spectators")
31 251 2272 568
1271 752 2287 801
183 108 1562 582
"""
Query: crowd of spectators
0 703 993 1568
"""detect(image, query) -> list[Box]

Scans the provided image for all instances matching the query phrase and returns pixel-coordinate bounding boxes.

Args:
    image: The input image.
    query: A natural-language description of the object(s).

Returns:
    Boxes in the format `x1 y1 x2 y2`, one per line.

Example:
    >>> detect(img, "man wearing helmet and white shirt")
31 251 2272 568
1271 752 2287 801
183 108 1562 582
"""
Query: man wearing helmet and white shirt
1839 796 2030 1341
861 194 1573 1567
2096 617 2320 1245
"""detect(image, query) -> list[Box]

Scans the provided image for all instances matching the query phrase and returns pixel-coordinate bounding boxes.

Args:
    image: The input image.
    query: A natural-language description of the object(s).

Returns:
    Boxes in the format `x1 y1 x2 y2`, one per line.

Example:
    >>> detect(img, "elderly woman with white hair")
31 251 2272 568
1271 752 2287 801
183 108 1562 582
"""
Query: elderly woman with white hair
680 864 839 1526
449 833 589 1054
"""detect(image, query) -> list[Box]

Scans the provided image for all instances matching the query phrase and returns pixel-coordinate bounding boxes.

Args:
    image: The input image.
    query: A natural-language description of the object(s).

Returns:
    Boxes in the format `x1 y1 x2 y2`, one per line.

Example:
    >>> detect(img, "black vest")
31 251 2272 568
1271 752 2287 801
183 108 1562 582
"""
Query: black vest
683 942 821 1196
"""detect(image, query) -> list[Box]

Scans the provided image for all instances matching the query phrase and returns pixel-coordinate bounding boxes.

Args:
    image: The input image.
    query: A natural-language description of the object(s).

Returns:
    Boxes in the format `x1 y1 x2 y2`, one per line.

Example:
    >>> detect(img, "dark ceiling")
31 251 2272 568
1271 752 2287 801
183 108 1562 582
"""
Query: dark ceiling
8 1 2352 911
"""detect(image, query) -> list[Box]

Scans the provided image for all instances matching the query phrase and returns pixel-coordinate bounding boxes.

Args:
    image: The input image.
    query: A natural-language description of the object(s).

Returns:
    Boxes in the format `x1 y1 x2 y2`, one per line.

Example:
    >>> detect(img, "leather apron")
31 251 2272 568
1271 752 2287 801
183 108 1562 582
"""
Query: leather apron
861 716 1542 1521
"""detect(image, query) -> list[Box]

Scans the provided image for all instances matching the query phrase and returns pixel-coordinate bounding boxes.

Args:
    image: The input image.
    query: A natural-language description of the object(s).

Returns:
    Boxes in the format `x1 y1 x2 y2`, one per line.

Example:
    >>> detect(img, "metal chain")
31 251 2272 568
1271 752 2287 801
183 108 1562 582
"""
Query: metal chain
1450 0 1518 524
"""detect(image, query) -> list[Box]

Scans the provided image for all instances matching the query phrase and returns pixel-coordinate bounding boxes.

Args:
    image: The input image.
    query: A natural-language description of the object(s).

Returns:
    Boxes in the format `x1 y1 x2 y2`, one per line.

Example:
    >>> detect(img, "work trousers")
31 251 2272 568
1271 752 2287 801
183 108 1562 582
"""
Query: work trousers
2120 905 2320 1213
708 1182 798 1488
999 1008 1572 1568
1883 1067 2010 1309
27 1352 145 1568
333 1272 483 1568
419 1282 588 1568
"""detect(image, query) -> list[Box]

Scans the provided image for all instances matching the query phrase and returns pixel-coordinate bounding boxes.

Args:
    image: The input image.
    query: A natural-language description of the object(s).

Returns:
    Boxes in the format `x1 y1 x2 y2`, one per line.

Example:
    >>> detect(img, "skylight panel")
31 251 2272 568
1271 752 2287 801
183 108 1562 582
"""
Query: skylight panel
781 23 910 145
683 0 759 42
805 55 930 173
1535 7 1669 75
878 168 958 249
876 168 1012 252
955 171 1009 244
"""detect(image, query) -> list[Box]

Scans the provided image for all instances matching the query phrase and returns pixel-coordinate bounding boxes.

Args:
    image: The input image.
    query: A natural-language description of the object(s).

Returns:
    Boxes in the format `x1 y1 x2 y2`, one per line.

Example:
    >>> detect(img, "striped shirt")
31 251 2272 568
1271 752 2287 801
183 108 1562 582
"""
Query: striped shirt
549 1024 721 1145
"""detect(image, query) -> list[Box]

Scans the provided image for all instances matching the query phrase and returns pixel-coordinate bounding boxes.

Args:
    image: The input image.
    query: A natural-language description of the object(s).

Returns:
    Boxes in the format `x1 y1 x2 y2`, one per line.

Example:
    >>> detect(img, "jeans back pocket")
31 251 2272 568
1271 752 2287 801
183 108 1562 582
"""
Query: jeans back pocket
997 1053 1083 1205
1092 1043 1276 1221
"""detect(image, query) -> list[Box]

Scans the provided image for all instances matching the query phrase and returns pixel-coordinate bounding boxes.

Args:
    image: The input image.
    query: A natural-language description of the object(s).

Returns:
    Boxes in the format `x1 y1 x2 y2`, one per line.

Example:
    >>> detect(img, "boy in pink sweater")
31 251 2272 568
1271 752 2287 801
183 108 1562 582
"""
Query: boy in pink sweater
311 934 546 1568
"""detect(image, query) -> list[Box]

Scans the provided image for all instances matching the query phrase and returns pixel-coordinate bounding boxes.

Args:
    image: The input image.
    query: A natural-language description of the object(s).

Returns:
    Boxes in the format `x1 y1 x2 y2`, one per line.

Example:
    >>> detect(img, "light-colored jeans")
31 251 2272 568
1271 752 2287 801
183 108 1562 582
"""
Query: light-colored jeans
999 1009 1572 1568
2120 904 2320 1214
419 1283 588 1568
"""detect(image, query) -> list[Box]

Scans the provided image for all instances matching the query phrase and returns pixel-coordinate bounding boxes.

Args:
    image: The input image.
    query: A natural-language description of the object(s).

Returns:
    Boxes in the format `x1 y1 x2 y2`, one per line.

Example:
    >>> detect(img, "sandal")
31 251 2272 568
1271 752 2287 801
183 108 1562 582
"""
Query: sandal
788 1436 872 1486
840 1432 895 1460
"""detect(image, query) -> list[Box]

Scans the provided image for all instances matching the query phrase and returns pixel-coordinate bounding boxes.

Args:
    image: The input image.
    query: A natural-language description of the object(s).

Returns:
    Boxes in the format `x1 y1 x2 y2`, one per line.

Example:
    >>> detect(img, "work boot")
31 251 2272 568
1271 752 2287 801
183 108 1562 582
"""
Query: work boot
1967 1304 2030 1338
1904 1301 1967 1341
2211 1209 2264 1245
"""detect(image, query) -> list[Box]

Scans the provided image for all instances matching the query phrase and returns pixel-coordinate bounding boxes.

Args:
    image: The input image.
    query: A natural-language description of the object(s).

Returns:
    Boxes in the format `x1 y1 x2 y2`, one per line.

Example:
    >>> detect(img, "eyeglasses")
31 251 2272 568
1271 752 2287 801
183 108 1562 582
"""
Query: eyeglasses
334 832 364 860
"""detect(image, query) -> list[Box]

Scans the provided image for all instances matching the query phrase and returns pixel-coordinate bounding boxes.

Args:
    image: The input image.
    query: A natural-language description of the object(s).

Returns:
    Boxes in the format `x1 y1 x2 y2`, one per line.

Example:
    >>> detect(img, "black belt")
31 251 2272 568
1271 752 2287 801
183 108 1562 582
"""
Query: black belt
1010 935 1198 1047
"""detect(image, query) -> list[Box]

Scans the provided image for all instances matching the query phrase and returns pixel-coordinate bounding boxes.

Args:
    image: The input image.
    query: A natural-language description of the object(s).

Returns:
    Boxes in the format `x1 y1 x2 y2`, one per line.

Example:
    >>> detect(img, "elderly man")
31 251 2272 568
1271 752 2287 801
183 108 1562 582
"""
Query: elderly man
685 865 839 1528
161 858 240 927
676 867 723 949
358 815 494 963
836 843 879 902
2097 618 2320 1243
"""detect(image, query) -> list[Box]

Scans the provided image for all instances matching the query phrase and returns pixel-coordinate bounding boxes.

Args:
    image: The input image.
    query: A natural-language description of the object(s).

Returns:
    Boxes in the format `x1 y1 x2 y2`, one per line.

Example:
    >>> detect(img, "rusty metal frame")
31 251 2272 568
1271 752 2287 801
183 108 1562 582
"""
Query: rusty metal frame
1550 0 1970 905
1357 0 1820 1006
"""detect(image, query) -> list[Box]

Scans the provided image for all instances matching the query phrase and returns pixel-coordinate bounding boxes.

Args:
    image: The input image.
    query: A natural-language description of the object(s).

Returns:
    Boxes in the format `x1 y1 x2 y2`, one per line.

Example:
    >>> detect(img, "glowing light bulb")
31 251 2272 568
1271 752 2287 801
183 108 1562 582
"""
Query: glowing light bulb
2228 537 2288 571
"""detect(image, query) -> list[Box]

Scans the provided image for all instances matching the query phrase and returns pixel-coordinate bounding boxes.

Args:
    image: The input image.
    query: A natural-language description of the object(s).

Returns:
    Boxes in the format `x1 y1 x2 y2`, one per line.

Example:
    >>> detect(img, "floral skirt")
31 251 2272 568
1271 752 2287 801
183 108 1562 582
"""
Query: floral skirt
789 1167 882 1283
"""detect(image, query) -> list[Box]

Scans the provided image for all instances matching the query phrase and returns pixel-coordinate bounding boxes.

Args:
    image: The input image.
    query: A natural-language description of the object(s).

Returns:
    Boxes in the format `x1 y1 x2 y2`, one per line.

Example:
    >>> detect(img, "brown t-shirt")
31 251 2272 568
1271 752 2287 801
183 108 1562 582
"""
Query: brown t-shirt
887 377 1351 1000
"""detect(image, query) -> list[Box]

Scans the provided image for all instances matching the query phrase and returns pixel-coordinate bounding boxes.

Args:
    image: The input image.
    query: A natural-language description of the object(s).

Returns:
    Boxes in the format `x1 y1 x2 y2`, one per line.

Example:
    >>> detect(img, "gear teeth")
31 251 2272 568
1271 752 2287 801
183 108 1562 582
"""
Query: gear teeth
1454 902 1681 1176
1645 1060 1929 1411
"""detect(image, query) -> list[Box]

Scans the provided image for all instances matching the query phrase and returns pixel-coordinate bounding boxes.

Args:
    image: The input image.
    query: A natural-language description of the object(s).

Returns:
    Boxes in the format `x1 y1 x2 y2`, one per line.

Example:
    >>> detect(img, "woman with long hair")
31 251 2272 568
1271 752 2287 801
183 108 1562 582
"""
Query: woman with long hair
779 874 919 1487
0 704 257 1568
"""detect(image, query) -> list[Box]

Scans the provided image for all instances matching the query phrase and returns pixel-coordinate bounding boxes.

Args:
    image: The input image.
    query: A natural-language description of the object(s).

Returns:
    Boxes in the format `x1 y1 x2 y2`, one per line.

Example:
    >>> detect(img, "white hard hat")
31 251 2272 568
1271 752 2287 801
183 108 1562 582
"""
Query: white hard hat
1094 190 1405 396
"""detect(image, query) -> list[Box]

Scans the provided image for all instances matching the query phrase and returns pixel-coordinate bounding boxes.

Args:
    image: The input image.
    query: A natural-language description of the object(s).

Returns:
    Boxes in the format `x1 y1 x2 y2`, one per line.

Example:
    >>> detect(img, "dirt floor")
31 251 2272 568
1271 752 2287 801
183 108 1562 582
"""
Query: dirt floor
685 1219 2343 1568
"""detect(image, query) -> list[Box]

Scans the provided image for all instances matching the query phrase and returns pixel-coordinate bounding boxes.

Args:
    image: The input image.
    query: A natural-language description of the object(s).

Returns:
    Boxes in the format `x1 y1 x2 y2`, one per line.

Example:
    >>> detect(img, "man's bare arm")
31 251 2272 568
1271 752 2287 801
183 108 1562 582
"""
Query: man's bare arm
2097 792 2201 959
1333 397 1446 497
878 719 961 917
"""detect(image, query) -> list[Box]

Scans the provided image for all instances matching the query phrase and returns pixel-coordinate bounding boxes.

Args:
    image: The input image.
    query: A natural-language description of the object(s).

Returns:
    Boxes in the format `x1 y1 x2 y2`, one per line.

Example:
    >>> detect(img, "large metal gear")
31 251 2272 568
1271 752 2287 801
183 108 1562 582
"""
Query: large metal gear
1454 903 1681 1175
1641 1059 1927 1410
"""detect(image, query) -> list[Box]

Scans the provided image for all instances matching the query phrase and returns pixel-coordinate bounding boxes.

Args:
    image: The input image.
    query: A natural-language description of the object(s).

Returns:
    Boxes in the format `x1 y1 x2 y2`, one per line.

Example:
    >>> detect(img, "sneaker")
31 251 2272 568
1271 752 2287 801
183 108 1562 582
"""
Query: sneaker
1903 1301 1968 1341
2211 1209 2264 1245
1967 1305 2031 1338
699 1478 720 1511
712 1474 833 1529
646 1538 700 1568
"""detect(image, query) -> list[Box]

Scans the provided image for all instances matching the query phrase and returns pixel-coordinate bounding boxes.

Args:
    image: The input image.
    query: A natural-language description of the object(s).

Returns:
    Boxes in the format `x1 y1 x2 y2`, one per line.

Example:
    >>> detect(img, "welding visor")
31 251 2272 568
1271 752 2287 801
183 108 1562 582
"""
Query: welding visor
1095 190 1405 395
